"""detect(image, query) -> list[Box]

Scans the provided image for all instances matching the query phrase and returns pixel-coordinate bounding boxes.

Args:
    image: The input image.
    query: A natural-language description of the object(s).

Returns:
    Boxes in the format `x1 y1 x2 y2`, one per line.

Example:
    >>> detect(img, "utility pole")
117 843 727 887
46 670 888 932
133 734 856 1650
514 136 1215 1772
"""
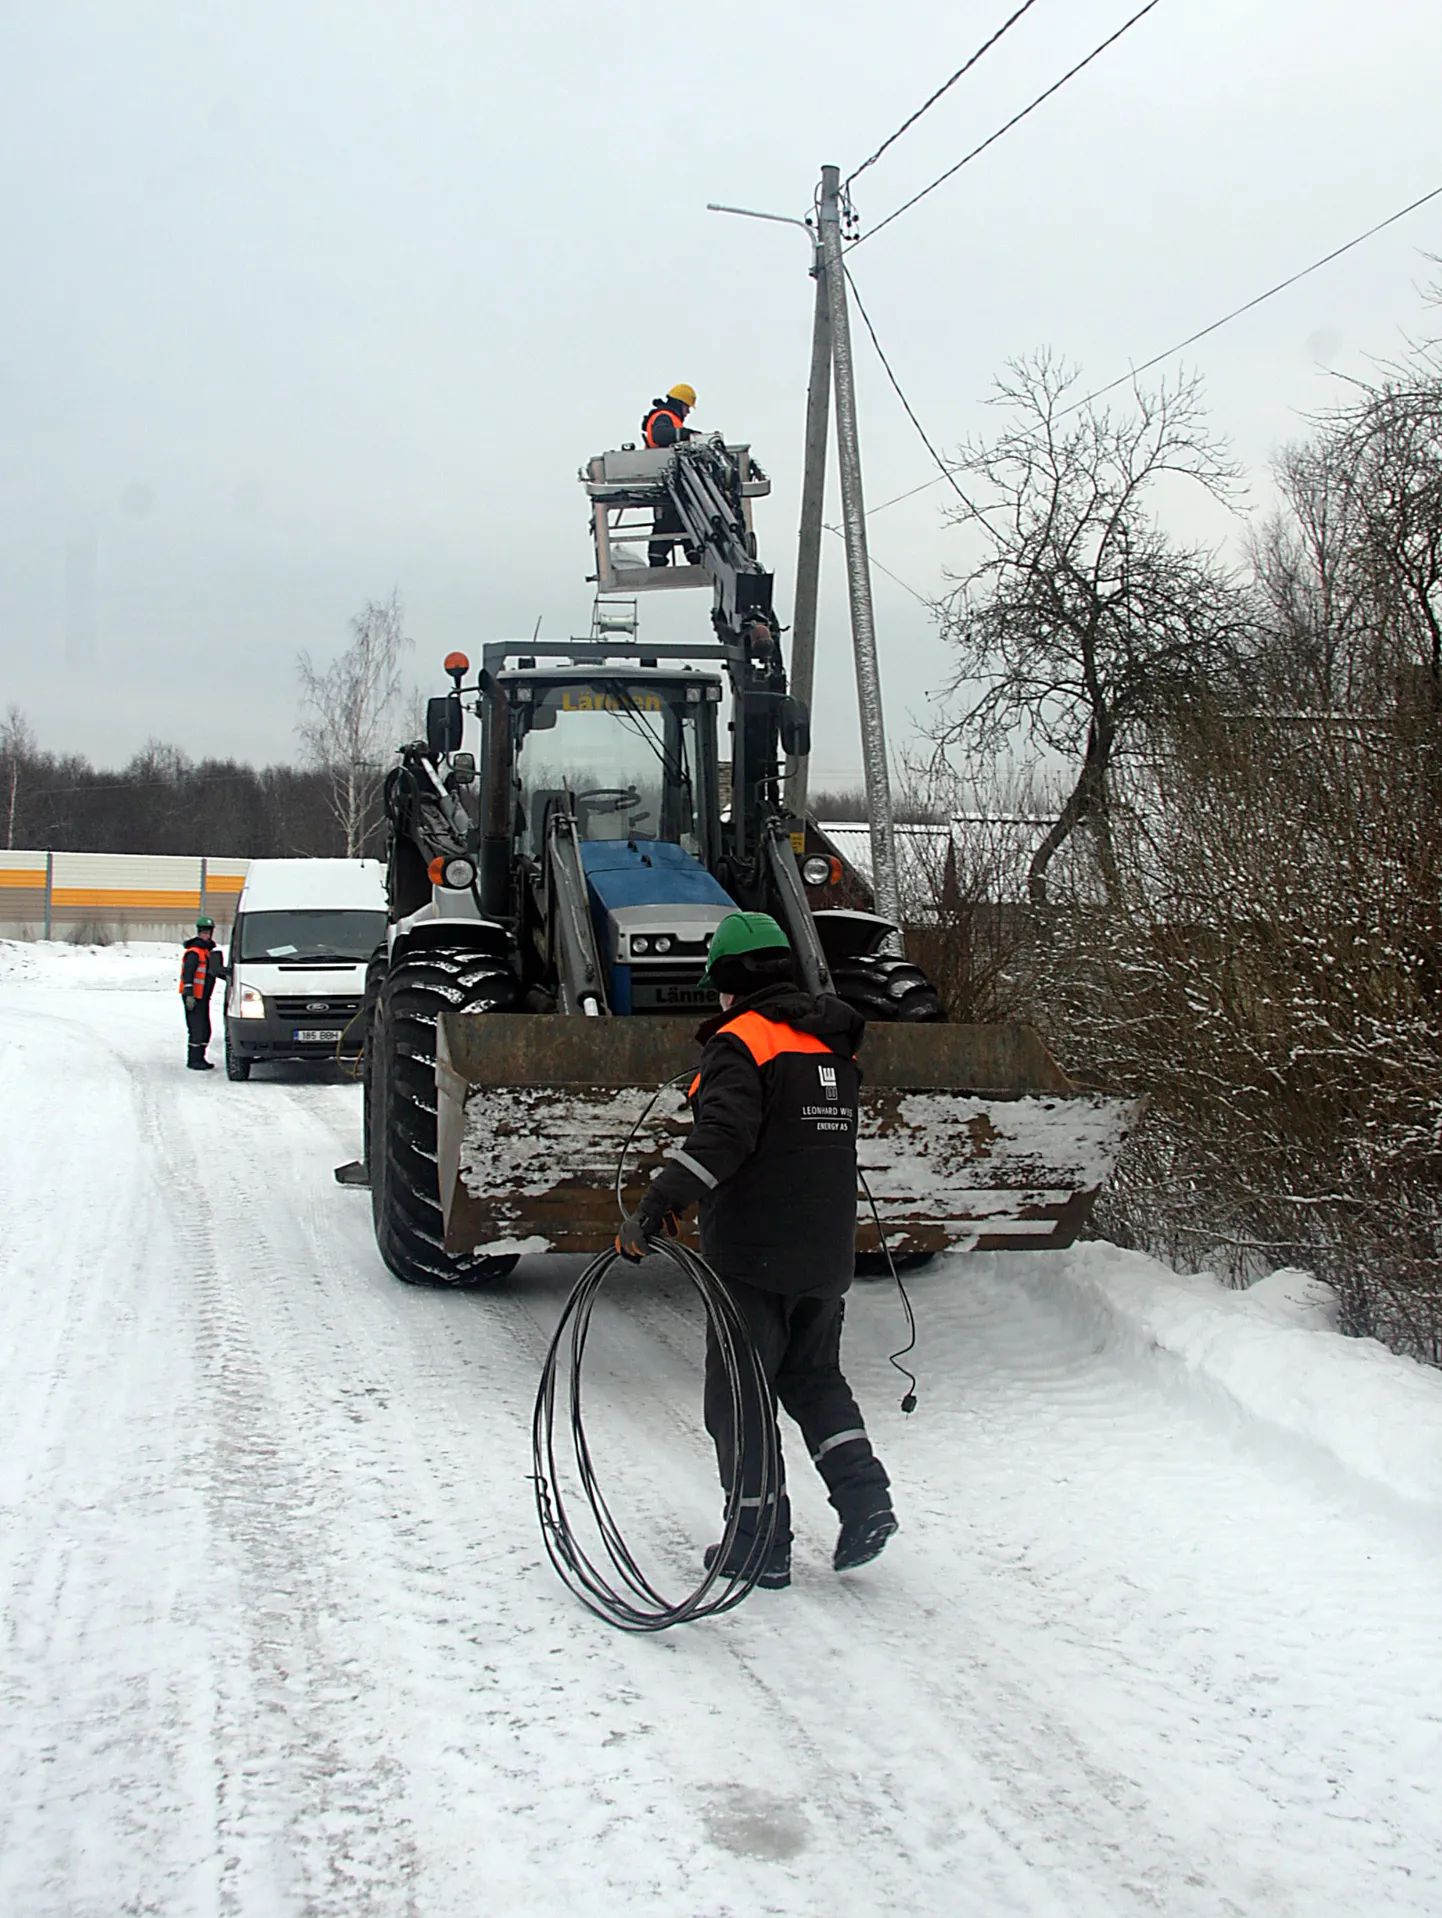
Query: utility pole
785 216 832 817
815 164 902 931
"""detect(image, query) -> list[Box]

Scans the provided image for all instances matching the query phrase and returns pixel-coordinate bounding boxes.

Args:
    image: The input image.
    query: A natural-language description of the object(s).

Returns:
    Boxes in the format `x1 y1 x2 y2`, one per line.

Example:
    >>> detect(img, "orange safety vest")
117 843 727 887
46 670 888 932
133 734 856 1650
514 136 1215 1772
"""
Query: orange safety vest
689 1008 833 1094
180 944 211 997
643 406 685 449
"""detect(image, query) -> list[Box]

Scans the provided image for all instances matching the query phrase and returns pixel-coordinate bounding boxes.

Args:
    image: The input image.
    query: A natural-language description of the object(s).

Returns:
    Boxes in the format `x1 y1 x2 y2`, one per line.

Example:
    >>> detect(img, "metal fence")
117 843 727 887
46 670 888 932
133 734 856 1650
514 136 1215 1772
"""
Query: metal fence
0 853 251 942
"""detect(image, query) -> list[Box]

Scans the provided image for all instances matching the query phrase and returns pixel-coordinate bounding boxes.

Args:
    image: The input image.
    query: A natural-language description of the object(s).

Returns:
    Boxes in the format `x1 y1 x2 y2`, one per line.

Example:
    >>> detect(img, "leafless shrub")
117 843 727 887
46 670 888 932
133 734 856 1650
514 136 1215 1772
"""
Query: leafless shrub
918 339 1442 1363
67 918 114 947
1030 694 1442 1361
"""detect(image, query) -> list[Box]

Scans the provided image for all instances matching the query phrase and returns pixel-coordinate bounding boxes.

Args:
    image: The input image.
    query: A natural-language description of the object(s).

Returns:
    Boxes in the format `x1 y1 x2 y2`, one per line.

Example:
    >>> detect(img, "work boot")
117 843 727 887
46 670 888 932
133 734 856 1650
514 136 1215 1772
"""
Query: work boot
704 1535 791 1591
833 1508 898 1572
187 1052 214 1071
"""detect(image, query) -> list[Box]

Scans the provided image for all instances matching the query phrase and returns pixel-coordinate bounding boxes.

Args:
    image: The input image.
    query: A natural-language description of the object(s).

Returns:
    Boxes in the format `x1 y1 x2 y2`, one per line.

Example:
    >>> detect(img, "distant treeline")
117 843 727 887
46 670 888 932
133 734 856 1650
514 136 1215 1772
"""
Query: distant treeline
0 724 363 858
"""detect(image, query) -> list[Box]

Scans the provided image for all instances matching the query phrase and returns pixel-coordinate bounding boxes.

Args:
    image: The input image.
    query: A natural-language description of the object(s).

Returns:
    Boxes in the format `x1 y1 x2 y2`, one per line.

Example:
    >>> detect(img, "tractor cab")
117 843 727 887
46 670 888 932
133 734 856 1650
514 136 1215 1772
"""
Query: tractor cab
498 661 737 1015
506 666 722 862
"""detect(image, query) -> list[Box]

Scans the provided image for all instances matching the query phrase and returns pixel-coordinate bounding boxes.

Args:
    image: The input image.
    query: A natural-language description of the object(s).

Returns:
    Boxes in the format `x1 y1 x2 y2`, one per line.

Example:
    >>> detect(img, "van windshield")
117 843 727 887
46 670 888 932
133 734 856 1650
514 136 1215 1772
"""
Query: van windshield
236 909 386 962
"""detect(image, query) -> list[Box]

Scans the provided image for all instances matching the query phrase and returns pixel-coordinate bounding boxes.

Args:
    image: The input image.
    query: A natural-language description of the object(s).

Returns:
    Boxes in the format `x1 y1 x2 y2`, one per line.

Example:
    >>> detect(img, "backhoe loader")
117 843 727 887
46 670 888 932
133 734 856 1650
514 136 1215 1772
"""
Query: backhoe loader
350 437 1143 1285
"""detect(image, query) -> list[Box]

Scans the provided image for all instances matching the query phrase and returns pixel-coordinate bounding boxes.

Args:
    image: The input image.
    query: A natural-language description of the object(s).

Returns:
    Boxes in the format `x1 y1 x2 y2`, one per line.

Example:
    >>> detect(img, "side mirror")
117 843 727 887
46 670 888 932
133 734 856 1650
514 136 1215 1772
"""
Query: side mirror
449 752 477 786
427 695 463 757
779 696 811 758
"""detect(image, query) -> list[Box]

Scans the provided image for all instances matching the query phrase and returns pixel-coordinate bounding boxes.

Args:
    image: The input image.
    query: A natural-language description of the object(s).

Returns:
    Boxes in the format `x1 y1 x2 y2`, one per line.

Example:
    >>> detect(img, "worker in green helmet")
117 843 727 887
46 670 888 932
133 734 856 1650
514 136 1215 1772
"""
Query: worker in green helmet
617 910 897 1588
178 915 227 1070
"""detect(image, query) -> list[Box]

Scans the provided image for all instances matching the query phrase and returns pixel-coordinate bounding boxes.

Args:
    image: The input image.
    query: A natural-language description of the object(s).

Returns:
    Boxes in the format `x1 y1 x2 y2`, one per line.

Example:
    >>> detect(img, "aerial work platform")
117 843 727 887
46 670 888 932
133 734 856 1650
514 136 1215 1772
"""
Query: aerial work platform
583 442 769 596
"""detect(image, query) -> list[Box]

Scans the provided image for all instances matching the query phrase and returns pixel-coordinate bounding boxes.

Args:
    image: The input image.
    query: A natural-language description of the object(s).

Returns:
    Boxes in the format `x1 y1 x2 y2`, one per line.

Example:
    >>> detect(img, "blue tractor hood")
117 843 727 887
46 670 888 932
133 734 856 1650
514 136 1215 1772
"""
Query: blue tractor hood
578 839 734 915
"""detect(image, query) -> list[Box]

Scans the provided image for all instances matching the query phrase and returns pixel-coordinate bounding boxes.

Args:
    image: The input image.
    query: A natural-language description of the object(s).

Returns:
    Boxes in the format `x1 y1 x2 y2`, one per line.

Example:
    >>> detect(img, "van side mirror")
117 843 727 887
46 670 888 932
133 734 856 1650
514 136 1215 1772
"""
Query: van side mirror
779 696 811 758
427 695 463 757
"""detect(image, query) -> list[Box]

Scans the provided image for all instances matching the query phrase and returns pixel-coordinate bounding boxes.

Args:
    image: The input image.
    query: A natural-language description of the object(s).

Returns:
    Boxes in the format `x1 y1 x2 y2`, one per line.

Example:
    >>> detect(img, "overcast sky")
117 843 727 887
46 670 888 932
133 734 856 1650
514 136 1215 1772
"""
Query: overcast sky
2 0 1439 787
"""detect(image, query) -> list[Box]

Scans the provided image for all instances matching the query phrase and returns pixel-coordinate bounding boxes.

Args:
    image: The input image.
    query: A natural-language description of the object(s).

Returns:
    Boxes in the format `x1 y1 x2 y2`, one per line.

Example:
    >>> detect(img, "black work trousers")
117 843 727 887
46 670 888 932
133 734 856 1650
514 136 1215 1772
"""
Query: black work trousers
649 499 685 567
184 997 212 1063
703 1277 891 1546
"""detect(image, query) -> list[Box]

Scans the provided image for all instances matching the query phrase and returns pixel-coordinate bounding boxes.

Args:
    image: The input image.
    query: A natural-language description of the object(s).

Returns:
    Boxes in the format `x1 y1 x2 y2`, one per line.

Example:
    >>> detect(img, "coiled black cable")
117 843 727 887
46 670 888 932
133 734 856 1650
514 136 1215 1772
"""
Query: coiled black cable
532 1236 783 1632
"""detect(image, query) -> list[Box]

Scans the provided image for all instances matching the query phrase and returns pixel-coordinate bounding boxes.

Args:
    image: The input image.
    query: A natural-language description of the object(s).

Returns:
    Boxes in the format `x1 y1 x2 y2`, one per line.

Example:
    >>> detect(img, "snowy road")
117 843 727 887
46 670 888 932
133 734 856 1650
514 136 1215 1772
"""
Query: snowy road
2 946 1440 1917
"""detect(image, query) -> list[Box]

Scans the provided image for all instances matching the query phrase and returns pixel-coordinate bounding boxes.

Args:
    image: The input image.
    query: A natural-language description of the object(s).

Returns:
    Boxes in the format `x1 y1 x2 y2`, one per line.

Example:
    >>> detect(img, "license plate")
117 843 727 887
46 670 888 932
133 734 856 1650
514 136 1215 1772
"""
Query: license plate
294 1027 342 1042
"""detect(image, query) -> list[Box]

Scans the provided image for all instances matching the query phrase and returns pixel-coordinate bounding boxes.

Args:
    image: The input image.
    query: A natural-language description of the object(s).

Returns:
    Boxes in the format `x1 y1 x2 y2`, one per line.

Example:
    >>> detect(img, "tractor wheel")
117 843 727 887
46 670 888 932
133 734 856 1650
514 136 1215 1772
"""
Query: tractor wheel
831 951 945 1023
369 944 521 1287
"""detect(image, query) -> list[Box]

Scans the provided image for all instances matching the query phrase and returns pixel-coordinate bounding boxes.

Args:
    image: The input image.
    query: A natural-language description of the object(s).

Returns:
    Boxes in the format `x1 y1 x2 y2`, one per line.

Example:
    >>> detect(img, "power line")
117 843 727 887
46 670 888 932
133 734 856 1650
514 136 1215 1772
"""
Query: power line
823 523 933 605
844 263 982 520
844 0 1042 190
852 0 1165 249
1063 181 1442 409
863 177 1442 518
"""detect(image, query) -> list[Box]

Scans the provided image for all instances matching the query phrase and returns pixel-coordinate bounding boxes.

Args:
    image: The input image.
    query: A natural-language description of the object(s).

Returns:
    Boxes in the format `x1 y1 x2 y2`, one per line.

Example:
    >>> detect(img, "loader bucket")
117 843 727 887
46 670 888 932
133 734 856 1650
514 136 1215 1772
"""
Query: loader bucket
435 1012 1145 1261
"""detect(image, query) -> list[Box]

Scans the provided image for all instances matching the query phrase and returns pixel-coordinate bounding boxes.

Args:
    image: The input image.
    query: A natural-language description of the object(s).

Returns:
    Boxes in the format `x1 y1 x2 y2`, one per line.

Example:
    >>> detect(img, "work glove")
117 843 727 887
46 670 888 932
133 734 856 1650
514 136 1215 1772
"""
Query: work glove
615 1211 654 1262
614 1208 681 1263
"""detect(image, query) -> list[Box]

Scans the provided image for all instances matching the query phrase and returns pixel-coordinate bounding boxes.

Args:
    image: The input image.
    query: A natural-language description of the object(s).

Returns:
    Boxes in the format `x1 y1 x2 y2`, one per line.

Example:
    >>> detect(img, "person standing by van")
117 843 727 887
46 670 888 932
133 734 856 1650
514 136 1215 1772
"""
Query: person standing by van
179 916 226 1070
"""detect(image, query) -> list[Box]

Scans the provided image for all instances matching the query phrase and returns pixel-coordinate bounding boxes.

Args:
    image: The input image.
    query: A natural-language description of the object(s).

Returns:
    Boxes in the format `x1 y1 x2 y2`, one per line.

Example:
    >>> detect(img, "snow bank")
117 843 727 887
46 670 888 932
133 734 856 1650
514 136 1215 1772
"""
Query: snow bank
1015 1243 1442 1513
0 938 182 992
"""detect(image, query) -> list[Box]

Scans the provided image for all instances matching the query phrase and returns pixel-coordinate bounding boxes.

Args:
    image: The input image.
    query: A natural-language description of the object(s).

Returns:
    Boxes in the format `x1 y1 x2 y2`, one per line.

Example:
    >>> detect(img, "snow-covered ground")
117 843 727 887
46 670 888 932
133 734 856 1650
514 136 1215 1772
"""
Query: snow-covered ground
2 940 1440 1917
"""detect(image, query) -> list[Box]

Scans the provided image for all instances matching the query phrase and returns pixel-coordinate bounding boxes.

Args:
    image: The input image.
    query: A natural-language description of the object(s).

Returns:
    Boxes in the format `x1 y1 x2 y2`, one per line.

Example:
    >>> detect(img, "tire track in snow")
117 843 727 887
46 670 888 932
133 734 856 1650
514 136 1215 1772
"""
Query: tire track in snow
0 998 225 1916
128 1058 427 1917
145 1060 1135 1916
4 977 1441 1916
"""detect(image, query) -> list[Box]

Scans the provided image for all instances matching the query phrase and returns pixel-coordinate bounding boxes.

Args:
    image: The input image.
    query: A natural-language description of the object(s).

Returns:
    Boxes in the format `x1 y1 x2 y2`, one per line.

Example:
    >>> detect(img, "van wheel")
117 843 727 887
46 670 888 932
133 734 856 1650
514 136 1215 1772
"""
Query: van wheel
369 944 521 1287
225 1039 252 1081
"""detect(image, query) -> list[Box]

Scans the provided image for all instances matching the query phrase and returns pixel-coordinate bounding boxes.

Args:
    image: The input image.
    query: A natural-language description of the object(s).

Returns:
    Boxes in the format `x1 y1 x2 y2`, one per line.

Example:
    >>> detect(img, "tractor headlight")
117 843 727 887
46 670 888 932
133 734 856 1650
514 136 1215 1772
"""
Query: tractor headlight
652 935 672 955
801 854 840 887
238 986 266 1020
428 855 476 889
631 936 650 956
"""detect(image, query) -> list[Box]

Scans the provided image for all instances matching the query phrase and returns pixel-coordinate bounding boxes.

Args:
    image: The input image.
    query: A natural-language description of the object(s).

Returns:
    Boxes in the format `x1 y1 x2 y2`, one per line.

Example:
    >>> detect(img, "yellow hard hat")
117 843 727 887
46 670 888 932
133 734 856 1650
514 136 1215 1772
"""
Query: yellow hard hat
667 383 697 408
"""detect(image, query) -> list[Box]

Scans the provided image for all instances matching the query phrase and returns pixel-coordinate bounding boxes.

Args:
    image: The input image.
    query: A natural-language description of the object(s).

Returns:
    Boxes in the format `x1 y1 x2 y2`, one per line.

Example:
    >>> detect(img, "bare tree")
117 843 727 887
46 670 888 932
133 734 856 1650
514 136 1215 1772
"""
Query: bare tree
0 706 37 849
934 355 1254 905
1250 433 1373 709
297 592 412 857
1331 372 1442 697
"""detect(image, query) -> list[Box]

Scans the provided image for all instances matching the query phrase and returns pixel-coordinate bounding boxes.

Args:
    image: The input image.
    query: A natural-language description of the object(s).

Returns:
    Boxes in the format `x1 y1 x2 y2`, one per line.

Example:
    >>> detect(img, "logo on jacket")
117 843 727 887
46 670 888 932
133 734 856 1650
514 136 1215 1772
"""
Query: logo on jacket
817 1063 838 1100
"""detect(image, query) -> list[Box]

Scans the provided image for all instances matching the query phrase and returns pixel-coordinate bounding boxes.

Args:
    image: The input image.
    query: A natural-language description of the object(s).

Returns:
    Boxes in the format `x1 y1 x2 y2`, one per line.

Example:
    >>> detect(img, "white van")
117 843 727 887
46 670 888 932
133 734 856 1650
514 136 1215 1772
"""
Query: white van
223 858 387 1081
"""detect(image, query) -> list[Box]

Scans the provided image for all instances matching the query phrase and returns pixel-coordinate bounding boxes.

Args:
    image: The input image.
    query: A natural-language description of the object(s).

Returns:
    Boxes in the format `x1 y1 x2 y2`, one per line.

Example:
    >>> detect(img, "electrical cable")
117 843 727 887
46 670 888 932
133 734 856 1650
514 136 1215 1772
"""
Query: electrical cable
532 1236 783 1632
862 178 1442 522
845 0 1043 191
534 1072 781 1631
844 262 984 520
533 1074 923 1627
822 523 934 606
860 1169 920 1413
851 0 1165 248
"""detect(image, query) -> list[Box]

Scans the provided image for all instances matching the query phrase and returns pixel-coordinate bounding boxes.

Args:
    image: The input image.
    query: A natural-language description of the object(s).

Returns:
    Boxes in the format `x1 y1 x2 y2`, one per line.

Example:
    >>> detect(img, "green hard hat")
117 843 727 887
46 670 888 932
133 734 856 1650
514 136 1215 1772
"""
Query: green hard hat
698 911 791 987
196 915 215 931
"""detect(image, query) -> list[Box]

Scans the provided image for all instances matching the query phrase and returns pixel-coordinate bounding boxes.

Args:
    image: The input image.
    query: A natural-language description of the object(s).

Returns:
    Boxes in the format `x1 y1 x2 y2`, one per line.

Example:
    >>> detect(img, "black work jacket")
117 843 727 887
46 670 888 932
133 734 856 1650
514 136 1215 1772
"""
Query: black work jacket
180 936 226 1003
641 984 865 1296
642 401 695 449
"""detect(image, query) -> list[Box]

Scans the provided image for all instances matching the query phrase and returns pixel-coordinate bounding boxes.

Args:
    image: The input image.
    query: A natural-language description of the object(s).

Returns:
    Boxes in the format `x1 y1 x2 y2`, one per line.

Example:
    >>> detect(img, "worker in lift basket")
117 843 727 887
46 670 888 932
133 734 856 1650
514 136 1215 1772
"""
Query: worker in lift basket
616 911 898 1589
641 381 702 567
178 916 227 1071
